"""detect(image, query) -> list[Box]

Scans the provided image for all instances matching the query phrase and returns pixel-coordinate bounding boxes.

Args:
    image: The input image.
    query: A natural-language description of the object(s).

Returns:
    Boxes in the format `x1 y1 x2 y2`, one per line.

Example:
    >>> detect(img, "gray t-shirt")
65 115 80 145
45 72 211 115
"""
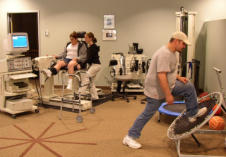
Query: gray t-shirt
144 46 177 99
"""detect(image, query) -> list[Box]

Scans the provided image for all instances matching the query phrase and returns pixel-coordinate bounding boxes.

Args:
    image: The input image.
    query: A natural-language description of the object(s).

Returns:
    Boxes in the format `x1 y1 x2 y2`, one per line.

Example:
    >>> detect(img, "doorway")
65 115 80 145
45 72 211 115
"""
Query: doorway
7 12 39 59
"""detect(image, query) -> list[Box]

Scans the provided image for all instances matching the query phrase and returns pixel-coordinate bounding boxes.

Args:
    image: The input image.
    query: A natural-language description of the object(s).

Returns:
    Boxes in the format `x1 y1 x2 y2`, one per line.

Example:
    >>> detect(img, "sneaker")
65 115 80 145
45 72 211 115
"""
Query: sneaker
122 135 142 149
73 94 79 100
188 107 207 123
42 69 52 78
66 79 73 90
92 98 99 101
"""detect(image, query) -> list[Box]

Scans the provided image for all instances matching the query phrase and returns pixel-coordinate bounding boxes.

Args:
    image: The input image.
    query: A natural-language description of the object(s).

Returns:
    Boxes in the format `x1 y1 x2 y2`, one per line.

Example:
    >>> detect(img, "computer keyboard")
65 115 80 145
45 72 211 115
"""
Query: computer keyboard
9 73 37 80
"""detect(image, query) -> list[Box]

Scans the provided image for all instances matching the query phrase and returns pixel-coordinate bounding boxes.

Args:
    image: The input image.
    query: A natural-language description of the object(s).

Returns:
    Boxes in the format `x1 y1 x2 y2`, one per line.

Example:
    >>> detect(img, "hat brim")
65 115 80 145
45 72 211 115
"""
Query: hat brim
183 40 191 46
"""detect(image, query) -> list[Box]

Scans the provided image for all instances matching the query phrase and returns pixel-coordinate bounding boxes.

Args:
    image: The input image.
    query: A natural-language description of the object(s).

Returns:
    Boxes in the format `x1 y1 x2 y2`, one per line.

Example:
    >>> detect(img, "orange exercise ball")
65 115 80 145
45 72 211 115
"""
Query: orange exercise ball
209 116 225 130
212 104 222 115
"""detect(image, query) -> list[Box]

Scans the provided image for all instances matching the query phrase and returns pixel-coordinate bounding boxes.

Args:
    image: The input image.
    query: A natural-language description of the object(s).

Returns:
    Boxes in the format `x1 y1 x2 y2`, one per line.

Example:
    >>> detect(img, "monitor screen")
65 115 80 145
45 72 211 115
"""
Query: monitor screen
12 35 28 48
4 32 29 55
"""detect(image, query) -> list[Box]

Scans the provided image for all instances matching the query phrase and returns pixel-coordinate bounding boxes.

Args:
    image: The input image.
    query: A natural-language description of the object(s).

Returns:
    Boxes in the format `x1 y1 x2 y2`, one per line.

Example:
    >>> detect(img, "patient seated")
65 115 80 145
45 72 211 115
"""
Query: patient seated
42 31 87 90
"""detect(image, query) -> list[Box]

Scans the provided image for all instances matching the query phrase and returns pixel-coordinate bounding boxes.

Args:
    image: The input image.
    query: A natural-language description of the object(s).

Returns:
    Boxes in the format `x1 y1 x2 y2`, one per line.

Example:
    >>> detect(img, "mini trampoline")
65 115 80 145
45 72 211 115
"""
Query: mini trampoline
168 92 224 140
158 101 186 122
167 92 226 157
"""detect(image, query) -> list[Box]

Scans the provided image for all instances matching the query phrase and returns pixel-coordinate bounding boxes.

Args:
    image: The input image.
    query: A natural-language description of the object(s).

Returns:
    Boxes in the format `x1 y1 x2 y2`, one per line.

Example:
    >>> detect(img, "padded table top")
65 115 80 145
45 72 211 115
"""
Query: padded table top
115 73 145 81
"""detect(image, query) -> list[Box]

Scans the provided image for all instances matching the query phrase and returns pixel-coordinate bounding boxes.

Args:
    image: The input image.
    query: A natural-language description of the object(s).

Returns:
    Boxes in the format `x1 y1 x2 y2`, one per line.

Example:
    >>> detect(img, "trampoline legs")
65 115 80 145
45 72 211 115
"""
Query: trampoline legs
191 134 201 147
175 130 226 157
176 140 181 157
158 112 161 122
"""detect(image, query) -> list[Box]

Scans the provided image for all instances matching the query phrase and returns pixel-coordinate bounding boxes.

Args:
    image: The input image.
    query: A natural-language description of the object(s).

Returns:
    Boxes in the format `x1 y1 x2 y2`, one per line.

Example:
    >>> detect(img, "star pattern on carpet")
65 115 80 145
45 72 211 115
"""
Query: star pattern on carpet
0 122 97 157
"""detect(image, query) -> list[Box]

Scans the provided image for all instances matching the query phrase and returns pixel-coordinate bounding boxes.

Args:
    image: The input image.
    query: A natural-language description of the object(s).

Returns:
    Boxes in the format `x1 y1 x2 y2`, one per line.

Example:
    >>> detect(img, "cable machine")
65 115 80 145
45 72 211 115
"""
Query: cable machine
176 7 198 88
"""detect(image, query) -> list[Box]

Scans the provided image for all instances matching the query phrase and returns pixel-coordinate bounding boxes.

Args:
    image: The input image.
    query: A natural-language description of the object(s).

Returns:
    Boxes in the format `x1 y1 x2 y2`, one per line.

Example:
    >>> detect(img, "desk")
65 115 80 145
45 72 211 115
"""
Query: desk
113 73 145 102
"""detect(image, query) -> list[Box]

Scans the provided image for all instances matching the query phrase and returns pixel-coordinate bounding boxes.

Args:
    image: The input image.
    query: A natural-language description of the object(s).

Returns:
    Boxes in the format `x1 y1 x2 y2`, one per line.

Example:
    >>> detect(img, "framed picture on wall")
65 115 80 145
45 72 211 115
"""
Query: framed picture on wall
104 15 115 29
102 29 117 40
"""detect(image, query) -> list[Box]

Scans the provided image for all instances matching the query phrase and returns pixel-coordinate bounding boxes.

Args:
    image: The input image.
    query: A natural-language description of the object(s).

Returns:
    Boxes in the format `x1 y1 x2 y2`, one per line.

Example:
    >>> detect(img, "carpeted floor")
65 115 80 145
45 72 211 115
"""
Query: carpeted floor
0 94 226 157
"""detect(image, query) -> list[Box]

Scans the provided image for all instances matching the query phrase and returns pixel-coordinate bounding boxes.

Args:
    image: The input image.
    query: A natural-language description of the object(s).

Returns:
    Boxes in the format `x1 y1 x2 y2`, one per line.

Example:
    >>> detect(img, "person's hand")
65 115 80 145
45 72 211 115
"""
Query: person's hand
52 55 57 59
177 76 188 84
166 94 174 105
72 58 77 62
77 64 81 70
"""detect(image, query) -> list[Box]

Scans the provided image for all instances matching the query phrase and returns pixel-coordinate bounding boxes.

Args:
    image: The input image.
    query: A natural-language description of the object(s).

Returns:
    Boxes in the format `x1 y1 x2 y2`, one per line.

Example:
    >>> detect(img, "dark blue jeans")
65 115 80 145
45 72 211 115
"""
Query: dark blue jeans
128 80 198 139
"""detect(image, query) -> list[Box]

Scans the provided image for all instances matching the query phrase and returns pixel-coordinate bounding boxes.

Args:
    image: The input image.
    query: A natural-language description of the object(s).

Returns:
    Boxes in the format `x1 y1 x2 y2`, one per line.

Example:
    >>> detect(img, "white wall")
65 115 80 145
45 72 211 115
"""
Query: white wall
0 0 226 87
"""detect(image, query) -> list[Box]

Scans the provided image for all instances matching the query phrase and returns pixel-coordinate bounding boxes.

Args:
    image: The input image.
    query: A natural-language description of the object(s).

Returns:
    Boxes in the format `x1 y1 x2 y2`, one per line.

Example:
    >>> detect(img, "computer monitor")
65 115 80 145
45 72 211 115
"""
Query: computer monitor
6 32 29 55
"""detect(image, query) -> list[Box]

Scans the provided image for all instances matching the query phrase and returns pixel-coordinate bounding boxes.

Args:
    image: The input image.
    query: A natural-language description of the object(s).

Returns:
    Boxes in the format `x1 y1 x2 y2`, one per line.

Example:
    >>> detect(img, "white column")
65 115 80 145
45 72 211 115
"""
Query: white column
175 12 183 76
175 11 197 82
187 12 196 82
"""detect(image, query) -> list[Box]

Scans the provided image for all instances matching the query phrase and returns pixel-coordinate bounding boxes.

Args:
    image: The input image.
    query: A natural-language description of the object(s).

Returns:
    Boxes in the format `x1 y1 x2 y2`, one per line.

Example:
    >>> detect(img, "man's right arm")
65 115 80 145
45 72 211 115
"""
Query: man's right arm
157 72 174 104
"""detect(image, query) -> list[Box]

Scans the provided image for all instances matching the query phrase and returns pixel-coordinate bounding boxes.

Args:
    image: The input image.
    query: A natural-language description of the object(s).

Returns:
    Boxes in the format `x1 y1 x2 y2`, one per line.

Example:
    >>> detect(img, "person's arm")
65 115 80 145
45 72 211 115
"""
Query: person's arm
55 50 65 59
158 72 174 104
55 42 70 59
77 43 87 63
